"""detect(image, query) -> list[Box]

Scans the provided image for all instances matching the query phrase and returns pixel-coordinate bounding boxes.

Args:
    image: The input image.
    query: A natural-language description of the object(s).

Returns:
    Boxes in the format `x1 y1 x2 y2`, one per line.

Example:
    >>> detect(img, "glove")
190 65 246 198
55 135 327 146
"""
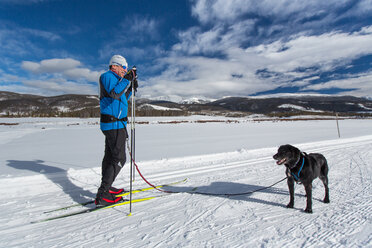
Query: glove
124 66 138 92
123 66 137 82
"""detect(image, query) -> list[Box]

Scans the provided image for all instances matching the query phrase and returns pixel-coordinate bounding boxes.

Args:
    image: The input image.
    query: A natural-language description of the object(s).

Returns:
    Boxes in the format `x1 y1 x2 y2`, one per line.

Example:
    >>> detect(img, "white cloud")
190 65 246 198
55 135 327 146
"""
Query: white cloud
140 26 372 99
64 68 101 83
162 0 372 99
191 0 367 25
0 68 98 96
191 0 254 24
173 26 222 55
303 72 372 97
173 19 256 56
21 58 103 83
140 55 271 99
246 27 372 73
12 58 104 96
125 16 160 42
187 0 372 56
21 79 97 95
22 58 81 73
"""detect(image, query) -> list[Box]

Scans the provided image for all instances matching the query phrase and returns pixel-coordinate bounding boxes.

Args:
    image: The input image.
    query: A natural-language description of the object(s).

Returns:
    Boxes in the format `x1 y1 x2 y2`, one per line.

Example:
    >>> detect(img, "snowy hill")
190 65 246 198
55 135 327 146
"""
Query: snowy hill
0 91 99 117
1 91 372 117
179 97 213 104
0 116 371 247
207 95 372 115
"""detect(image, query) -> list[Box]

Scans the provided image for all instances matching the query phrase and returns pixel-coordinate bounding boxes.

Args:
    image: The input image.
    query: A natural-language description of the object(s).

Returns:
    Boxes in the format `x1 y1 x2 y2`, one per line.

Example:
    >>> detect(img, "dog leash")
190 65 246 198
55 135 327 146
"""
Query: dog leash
189 177 288 197
126 139 287 196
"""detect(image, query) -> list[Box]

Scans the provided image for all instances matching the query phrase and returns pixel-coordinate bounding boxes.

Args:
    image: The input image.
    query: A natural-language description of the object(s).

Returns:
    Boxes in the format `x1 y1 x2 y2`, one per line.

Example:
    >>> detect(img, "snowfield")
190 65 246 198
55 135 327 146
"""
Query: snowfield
0 116 371 247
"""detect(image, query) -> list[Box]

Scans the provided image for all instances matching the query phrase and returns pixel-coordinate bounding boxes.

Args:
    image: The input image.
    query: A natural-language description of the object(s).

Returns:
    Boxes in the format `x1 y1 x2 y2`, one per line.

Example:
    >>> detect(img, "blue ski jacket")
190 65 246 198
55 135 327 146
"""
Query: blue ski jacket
99 70 132 131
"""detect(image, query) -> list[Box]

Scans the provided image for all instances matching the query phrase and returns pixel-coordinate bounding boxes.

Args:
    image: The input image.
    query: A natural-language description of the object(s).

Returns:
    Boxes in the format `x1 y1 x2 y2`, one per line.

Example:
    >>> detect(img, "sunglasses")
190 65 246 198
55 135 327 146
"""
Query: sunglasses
113 62 127 70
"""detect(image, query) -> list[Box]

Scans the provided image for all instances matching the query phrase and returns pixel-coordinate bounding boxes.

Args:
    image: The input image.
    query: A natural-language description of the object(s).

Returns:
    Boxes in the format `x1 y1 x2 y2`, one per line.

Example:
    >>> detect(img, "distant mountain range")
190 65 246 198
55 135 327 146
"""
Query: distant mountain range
0 91 99 117
1 91 371 117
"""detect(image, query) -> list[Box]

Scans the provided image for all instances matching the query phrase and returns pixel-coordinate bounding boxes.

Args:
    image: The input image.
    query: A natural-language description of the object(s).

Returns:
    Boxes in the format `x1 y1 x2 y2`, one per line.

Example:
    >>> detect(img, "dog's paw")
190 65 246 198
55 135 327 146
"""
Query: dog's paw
304 208 313 213
324 198 330 203
286 203 294 208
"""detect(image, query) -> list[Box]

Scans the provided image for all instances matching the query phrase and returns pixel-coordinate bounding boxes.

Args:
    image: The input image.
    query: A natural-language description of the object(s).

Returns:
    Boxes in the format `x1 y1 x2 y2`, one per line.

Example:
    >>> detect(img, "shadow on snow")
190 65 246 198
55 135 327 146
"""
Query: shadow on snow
6 159 95 203
165 181 293 209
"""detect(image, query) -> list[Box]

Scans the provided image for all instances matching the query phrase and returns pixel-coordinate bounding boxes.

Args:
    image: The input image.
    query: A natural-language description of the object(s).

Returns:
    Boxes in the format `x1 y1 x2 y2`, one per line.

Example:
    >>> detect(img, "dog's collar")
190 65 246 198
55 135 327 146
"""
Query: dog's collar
290 153 305 182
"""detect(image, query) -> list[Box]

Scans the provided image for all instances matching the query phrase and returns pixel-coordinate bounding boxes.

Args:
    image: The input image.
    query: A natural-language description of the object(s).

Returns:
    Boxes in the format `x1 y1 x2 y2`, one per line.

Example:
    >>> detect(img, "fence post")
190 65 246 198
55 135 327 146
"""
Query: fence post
335 112 341 138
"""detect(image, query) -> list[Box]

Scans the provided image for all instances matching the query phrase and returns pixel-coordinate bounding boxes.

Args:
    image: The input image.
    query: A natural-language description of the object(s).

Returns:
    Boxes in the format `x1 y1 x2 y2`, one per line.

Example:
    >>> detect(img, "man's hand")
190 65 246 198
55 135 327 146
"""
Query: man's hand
123 66 137 82
124 66 138 92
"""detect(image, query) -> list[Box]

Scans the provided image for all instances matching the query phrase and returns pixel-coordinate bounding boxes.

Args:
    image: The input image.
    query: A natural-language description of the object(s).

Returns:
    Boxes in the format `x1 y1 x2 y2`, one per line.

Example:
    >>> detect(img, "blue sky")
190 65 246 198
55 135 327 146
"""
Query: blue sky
1 0 372 101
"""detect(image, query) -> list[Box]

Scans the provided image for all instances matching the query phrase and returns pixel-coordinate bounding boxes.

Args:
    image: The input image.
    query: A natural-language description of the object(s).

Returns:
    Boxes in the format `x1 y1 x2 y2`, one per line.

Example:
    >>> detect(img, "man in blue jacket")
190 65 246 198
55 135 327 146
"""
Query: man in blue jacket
95 55 138 206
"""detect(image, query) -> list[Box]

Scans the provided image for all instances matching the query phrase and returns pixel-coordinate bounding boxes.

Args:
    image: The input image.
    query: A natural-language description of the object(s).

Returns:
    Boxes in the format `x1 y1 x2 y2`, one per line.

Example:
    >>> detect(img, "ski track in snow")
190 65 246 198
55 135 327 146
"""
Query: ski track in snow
0 120 371 247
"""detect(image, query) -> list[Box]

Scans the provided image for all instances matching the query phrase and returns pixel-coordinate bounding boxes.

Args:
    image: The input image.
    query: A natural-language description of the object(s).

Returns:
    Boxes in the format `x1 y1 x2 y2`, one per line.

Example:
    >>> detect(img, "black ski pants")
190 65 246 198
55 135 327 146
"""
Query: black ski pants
98 128 128 195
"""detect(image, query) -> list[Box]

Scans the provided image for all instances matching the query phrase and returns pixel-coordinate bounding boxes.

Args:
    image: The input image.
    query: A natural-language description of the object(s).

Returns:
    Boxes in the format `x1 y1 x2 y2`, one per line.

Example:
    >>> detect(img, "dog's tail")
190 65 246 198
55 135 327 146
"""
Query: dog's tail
321 159 329 176
316 154 329 176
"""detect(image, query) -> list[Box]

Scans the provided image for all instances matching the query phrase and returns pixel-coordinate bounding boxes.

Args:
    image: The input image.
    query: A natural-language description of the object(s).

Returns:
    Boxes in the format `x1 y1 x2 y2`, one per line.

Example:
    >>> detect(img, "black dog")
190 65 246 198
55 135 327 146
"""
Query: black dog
273 144 330 213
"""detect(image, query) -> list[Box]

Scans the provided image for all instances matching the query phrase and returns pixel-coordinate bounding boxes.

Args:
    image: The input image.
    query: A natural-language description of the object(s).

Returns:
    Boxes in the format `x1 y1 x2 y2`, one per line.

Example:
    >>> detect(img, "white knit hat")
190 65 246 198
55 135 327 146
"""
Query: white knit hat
109 55 128 69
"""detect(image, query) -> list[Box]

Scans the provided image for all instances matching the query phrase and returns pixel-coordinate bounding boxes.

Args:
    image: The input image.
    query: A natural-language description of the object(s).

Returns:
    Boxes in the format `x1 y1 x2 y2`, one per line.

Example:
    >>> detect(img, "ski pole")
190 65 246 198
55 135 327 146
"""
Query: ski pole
131 66 137 183
132 86 136 182
128 67 136 216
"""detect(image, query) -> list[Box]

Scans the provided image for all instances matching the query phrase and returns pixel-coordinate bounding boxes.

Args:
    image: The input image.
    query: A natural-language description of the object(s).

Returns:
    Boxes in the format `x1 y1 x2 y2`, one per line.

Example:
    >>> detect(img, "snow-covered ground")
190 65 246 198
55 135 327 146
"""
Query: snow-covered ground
0 116 371 247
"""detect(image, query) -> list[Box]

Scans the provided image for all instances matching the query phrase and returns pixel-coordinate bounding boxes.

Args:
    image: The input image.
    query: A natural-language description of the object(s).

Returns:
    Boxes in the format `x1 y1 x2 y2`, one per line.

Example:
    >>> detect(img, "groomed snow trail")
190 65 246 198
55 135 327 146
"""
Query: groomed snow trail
0 135 371 247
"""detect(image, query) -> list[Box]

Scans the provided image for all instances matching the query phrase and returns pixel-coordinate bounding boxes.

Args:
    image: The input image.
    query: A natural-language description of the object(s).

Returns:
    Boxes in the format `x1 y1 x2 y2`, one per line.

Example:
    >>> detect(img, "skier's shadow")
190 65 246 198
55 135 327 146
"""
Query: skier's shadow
165 181 289 208
6 160 95 203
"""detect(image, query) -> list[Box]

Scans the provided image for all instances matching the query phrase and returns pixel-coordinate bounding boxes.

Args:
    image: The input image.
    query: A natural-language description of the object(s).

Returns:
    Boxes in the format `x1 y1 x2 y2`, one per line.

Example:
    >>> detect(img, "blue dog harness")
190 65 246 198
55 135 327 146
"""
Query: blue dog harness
291 156 305 182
